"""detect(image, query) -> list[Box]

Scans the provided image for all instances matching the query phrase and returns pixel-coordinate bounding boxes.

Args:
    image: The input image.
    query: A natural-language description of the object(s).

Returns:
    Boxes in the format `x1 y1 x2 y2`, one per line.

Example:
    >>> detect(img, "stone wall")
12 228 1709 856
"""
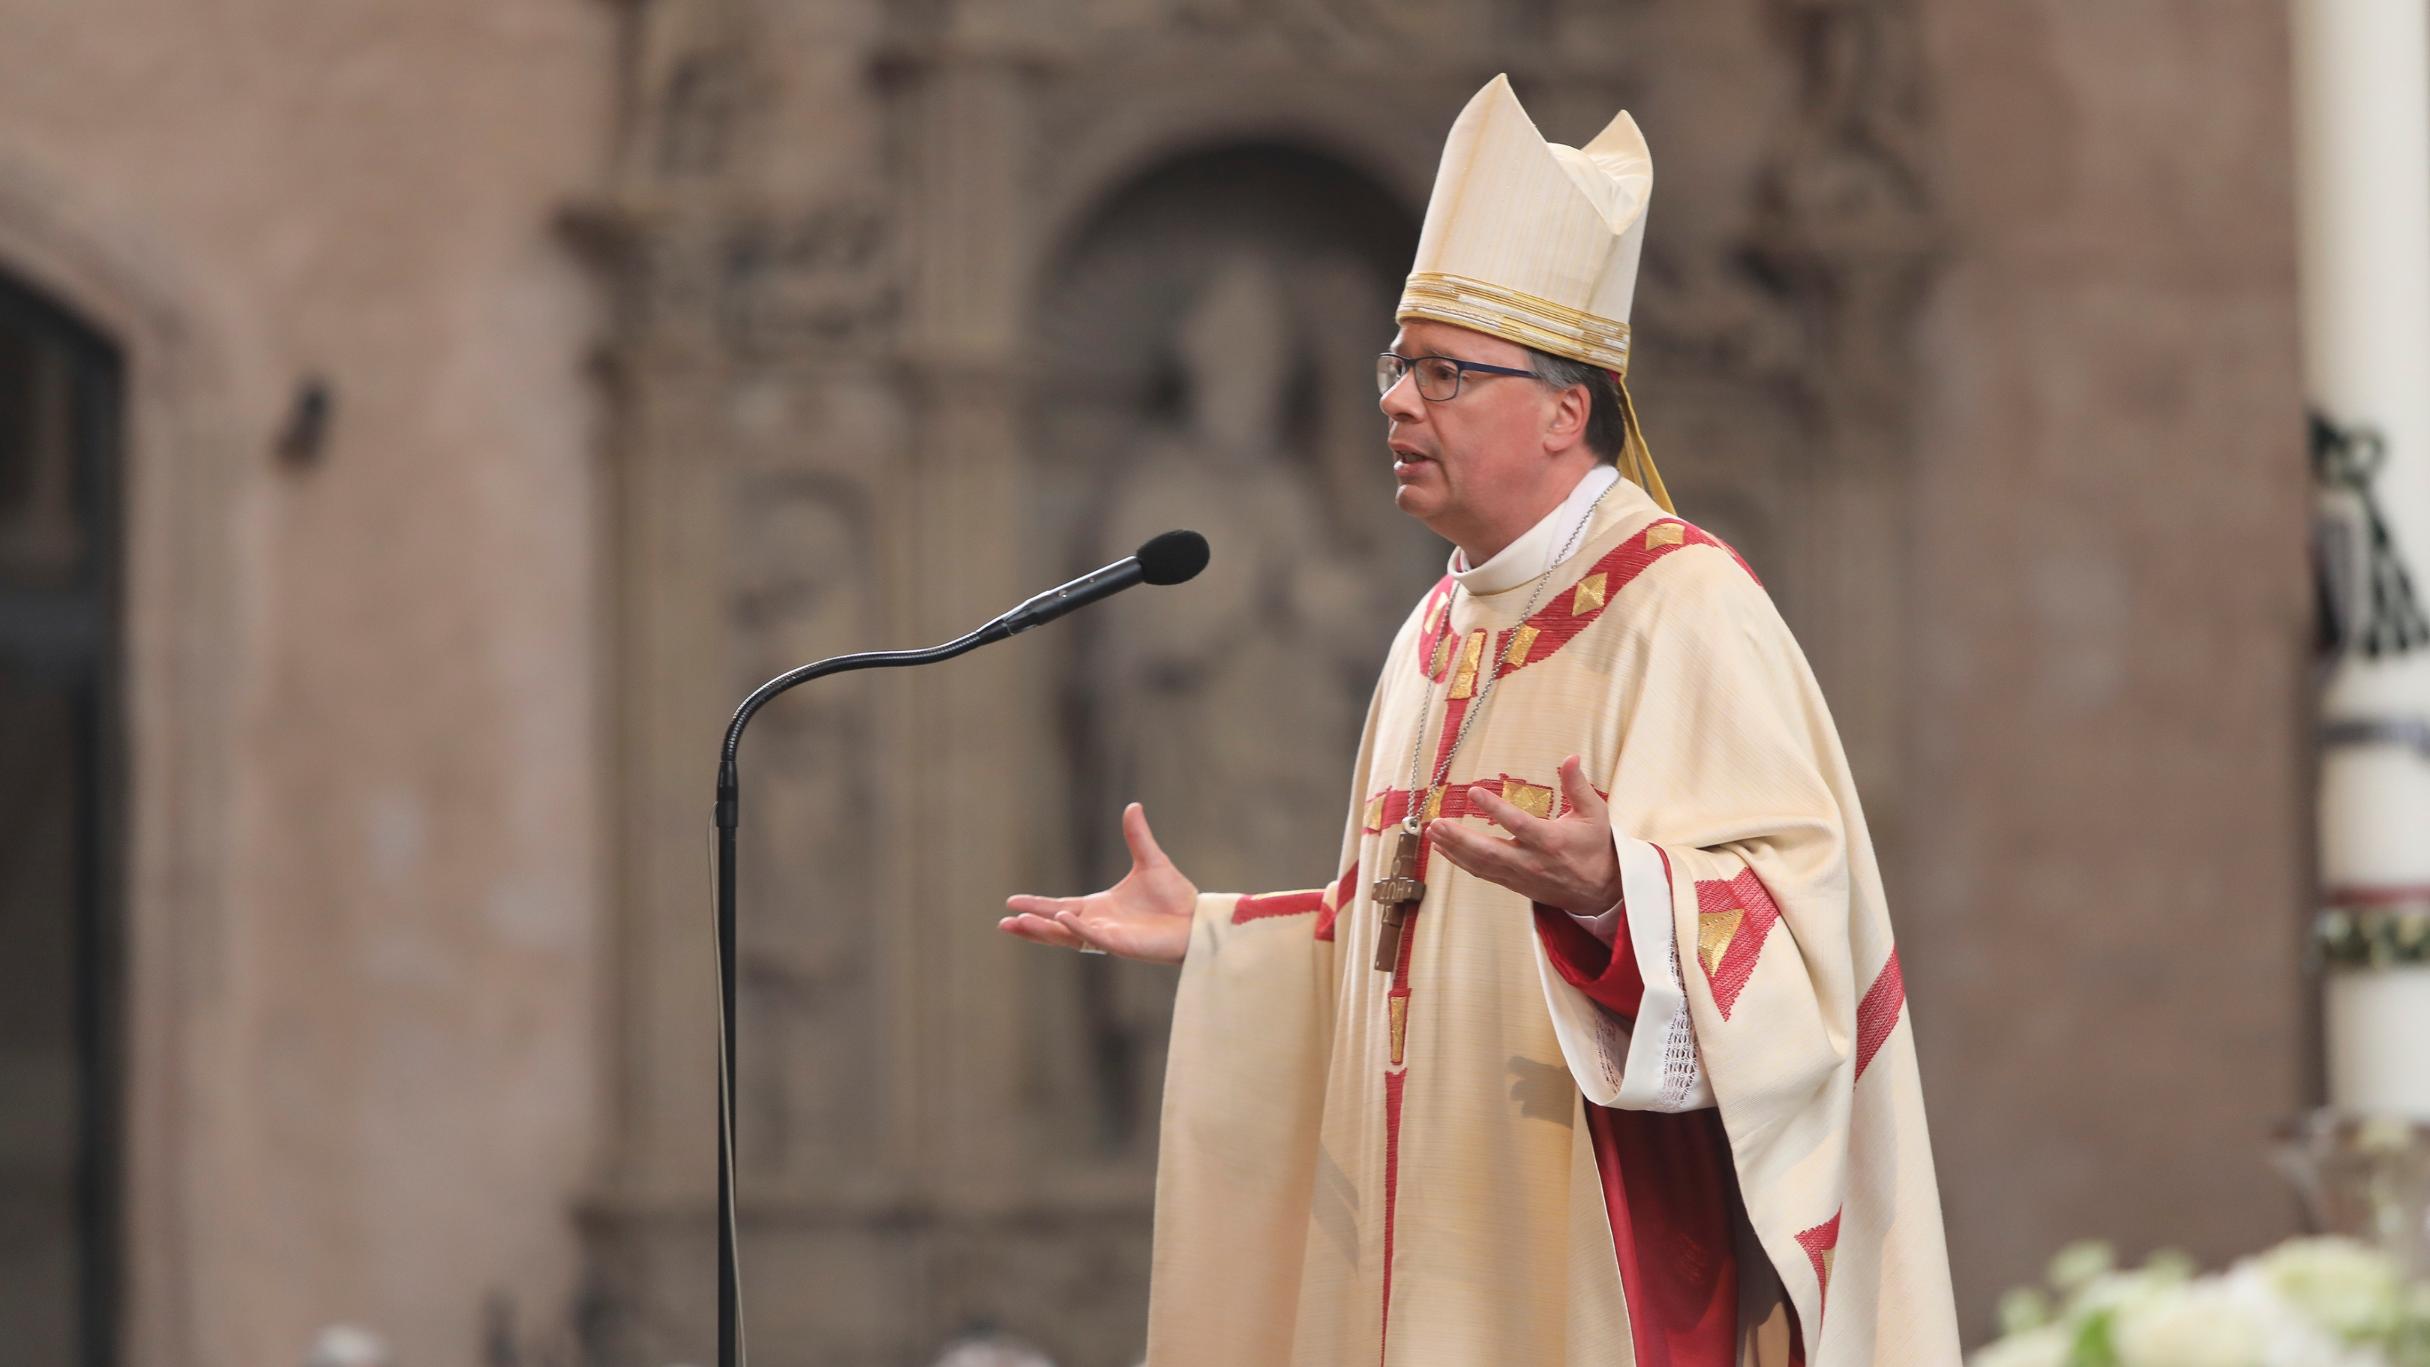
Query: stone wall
576 3 1957 1361
0 2 614 1363
0 0 2319 1359
1910 0 2311 1323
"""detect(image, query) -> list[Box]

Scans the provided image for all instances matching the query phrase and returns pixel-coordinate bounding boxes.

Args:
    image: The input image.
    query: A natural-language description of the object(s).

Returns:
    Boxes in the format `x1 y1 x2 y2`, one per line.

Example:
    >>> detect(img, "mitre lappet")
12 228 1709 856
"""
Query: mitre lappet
1396 73 1672 513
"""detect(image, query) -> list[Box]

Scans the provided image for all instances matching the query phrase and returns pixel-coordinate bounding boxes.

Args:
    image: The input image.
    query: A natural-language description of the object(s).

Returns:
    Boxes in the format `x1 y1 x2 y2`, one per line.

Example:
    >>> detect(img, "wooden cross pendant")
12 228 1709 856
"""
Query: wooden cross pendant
1370 829 1425 972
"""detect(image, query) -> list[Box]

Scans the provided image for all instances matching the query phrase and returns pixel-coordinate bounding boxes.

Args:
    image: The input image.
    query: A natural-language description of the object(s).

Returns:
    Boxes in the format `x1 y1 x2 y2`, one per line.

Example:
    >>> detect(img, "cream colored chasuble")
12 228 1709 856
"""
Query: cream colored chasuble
1143 477 1960 1366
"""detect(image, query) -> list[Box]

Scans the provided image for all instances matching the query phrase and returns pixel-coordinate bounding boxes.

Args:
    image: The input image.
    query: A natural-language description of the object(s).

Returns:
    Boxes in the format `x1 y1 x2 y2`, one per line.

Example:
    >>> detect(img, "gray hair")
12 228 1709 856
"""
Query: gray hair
1523 346 1628 464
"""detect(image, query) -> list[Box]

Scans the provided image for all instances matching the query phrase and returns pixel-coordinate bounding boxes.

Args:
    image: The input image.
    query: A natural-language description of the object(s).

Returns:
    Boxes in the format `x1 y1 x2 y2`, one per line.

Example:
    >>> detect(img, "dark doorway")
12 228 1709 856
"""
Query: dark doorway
0 270 125 1366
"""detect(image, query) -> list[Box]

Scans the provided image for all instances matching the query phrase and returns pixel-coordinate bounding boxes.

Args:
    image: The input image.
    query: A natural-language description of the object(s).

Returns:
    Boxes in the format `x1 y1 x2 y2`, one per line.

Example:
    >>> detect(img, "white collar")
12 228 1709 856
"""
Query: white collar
1448 464 1621 596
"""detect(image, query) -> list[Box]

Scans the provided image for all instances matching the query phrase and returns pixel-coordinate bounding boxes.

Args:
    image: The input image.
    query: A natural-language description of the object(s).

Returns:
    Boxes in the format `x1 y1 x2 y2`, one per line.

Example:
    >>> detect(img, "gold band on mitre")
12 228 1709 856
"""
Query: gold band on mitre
1397 271 1674 514
1399 272 1633 373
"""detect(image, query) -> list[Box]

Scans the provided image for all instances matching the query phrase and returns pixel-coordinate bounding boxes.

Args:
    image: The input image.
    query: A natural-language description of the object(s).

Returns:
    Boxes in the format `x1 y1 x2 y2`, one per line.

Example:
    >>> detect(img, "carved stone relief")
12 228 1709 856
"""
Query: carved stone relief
719 195 900 358
1025 145 1434 1161
729 472 884 1166
584 1 1941 1360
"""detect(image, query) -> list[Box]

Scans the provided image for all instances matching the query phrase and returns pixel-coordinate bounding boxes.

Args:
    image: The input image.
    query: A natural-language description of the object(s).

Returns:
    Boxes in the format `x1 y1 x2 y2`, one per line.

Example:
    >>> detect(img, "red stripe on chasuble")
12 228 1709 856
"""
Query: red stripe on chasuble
1380 1067 1407 1362
1796 1209 1843 1322
1854 949 1906 1080
1359 772 1592 836
1232 890 1323 924
1377 686 1460 1364
1483 517 1736 685
1695 868 1785 1022
1413 515 1742 691
1320 863 1359 941
1584 1103 1742 1366
1230 861 1359 940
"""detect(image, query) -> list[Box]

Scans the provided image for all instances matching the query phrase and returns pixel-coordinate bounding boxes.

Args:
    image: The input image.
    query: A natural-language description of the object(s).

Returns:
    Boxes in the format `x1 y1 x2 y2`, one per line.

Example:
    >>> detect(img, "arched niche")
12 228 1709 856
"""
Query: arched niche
1019 141 1442 1159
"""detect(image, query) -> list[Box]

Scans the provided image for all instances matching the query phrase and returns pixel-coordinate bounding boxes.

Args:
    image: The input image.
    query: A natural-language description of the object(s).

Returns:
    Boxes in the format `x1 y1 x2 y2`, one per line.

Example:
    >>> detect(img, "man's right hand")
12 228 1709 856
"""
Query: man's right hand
1000 802 1197 965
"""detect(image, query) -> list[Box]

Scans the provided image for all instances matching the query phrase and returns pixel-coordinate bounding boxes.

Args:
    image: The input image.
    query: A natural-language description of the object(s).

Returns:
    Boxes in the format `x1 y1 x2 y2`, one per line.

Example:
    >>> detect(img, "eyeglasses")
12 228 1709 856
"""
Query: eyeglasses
1376 351 1537 402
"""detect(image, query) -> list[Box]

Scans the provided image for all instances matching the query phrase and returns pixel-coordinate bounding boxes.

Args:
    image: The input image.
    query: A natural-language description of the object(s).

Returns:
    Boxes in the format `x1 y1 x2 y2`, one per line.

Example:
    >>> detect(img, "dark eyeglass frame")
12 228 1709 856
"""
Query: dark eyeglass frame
1376 351 1538 402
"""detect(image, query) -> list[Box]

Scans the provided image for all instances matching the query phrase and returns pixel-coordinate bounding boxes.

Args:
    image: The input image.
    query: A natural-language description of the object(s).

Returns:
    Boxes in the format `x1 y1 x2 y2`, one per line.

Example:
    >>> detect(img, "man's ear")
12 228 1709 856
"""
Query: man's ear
1544 383 1592 455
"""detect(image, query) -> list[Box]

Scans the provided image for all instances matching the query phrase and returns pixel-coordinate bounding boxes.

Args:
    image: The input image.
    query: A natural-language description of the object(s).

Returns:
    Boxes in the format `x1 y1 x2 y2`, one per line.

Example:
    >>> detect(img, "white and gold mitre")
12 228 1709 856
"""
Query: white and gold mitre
1397 75 1672 509
1397 74 1649 373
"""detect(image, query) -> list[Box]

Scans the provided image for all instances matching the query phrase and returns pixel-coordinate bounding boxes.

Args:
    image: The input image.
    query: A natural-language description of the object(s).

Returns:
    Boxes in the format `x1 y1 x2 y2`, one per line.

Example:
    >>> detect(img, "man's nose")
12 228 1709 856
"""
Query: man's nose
1379 371 1425 422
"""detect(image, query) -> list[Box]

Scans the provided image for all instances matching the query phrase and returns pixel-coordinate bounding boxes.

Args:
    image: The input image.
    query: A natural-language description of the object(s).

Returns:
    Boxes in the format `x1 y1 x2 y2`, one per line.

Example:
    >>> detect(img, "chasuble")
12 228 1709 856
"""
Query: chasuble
1142 476 1960 1366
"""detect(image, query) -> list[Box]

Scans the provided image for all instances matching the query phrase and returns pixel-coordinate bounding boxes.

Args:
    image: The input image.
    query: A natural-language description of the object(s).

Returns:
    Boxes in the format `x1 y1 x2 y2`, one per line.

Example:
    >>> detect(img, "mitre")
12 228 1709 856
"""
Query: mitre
1396 74 1671 510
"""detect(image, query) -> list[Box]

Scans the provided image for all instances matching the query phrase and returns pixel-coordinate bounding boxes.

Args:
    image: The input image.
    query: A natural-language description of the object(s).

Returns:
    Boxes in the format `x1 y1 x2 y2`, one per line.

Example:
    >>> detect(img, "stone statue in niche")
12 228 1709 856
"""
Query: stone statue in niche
730 474 880 1163
1295 253 1452 601
1070 254 1381 1142
1084 253 1375 894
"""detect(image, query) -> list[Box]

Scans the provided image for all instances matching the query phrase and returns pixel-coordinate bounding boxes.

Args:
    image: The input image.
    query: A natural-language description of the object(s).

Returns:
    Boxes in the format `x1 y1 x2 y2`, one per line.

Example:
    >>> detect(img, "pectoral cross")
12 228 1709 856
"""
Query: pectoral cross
1371 829 1425 972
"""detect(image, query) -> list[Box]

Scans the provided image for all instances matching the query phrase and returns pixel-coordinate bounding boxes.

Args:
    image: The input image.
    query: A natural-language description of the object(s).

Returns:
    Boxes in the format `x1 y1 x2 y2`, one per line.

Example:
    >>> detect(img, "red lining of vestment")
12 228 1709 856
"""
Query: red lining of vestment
1583 1102 1743 1366
1533 903 1647 1016
1535 842 1740 1367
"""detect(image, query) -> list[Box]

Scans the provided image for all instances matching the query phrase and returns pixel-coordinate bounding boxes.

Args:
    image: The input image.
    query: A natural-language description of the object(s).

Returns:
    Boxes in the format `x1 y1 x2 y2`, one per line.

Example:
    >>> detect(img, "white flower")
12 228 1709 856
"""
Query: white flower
1969 1325 2070 1367
2110 1276 2275 1367
2049 1239 2119 1294
1998 1285 2057 1335
2071 1265 2188 1322
2250 1237 2406 1340
2110 1268 2391 1367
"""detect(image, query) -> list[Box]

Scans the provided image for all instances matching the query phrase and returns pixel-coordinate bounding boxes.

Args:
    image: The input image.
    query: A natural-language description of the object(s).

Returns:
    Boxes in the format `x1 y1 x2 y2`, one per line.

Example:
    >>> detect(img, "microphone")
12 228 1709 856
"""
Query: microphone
707 527 1209 1367
991 529 1211 638
723 528 1210 768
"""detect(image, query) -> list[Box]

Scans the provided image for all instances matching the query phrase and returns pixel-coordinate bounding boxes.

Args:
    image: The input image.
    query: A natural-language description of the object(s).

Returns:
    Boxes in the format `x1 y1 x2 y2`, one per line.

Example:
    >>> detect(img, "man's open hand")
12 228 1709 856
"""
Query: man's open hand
1001 803 1198 965
1423 755 1622 918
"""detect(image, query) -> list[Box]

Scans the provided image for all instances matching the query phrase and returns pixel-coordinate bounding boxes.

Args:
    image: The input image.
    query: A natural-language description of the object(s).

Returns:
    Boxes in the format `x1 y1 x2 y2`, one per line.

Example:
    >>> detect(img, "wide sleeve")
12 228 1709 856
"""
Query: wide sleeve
1534 547 1862 1127
1602 553 1858 1129
1146 617 1406 1364
1541 541 1954 1360
1534 829 1716 1113
1145 881 1341 1364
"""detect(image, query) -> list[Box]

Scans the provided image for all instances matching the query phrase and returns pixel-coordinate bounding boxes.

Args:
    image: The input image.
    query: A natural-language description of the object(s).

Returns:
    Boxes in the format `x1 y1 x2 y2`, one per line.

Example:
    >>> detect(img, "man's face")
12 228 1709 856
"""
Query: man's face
1379 320 1574 547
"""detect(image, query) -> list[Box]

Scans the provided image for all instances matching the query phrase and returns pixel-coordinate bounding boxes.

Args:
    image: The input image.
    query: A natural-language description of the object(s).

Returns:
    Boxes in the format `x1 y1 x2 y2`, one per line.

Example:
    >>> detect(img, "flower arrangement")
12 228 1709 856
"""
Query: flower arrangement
1969 1237 2430 1366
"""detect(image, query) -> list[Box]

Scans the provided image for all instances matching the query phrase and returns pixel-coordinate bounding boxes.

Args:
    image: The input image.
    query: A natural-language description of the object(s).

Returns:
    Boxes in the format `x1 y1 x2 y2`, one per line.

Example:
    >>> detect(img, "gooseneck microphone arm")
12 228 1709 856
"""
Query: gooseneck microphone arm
710 530 1207 1367
709 624 999 1367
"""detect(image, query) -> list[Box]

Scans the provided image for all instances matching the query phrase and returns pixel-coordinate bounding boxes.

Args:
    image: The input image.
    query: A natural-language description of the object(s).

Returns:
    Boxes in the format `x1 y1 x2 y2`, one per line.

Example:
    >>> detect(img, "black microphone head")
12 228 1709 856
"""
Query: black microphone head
1137 530 1210 586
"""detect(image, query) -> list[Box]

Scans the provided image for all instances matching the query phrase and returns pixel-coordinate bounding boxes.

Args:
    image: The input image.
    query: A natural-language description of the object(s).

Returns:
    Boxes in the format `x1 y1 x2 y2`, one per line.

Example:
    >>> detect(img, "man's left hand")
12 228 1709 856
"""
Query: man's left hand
1425 754 1622 918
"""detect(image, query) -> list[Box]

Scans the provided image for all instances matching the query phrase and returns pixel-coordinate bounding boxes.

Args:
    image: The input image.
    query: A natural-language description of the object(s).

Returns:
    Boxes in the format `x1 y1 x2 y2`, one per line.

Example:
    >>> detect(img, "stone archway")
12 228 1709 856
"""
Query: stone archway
1017 138 1436 1162
0 262 126 1367
0 163 252 1367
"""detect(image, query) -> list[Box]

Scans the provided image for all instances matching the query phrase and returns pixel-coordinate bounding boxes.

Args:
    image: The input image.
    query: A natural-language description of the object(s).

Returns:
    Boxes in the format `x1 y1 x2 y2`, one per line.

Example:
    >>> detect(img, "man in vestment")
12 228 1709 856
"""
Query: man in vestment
1002 74 1960 1365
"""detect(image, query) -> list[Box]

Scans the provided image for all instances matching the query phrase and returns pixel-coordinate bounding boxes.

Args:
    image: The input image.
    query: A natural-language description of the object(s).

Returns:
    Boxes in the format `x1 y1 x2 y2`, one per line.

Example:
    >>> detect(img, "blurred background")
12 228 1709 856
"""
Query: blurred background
0 0 2312 1364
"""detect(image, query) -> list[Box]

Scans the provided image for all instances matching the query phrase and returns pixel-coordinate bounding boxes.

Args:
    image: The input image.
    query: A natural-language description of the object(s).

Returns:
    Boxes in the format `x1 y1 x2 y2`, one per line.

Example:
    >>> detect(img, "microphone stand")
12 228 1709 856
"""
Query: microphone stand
709 531 1201 1367
711 620 1014 1367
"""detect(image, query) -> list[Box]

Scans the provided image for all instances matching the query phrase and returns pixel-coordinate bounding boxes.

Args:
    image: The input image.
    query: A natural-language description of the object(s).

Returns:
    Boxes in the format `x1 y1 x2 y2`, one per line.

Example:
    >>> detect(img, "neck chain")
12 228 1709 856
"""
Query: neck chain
1399 482 1614 835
